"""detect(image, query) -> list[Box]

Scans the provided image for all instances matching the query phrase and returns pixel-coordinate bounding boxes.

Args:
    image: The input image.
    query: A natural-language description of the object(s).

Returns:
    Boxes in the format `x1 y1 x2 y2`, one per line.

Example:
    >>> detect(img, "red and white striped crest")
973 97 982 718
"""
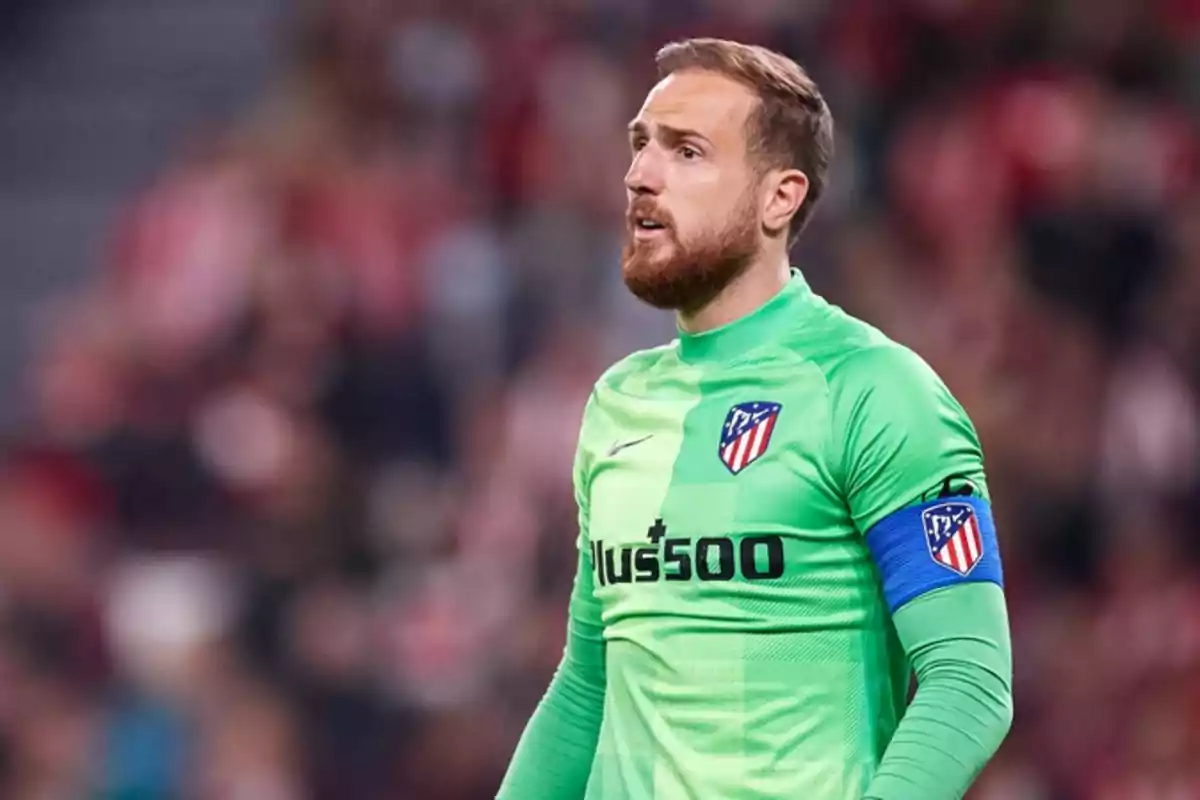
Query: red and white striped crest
922 502 984 576
718 401 782 475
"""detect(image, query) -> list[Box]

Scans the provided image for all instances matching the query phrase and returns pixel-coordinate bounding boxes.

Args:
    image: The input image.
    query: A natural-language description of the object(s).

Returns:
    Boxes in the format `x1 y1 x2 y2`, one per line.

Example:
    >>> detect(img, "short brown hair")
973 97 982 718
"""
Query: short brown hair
656 38 834 245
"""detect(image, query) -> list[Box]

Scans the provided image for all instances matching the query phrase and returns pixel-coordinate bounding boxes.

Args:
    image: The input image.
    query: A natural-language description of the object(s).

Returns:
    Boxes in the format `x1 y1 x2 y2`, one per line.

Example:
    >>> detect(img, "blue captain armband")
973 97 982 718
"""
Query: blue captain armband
865 496 1004 614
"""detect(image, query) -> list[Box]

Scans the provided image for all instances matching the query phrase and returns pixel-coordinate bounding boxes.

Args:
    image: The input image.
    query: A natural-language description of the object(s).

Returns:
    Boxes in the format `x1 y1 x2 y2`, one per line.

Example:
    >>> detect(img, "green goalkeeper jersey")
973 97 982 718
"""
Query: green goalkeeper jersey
502 270 1010 800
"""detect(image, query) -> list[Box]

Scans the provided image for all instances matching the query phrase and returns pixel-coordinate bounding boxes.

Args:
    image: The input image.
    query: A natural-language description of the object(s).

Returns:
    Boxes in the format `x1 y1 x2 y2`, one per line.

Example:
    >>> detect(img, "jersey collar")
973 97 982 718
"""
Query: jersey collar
677 269 812 364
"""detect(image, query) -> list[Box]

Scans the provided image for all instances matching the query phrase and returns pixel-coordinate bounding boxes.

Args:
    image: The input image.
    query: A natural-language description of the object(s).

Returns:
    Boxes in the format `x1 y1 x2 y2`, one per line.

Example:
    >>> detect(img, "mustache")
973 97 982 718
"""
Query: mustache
626 198 675 229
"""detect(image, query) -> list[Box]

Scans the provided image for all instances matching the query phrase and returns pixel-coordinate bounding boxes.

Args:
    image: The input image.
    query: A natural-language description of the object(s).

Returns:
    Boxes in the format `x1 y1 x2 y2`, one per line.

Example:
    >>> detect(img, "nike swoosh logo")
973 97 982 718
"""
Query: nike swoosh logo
606 434 654 457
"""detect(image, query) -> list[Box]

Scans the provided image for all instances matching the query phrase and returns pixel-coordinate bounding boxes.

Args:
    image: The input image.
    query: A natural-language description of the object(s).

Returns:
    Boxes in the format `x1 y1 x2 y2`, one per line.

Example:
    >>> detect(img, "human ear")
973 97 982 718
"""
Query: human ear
762 169 809 238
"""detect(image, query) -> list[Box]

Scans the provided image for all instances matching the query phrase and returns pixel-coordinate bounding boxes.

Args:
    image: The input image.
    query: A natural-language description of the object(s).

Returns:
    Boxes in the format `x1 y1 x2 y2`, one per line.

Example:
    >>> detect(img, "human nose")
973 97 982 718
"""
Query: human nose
624 146 664 196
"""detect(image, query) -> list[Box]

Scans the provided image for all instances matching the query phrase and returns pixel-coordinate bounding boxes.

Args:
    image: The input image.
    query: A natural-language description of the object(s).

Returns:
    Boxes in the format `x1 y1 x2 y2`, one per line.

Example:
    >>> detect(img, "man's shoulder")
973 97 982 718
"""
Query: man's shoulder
824 338 941 395
591 342 678 395
781 299 931 387
779 299 957 426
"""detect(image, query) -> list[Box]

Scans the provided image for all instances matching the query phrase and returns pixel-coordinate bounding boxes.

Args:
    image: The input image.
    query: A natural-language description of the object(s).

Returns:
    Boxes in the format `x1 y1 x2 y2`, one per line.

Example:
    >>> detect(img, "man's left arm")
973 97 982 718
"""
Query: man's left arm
866 582 1012 800
832 345 1013 800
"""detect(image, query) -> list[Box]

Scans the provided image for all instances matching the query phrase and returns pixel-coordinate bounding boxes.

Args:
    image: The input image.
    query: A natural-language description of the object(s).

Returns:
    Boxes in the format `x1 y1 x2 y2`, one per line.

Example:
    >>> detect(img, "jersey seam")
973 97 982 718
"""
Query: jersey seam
816 357 849 504
819 342 912 520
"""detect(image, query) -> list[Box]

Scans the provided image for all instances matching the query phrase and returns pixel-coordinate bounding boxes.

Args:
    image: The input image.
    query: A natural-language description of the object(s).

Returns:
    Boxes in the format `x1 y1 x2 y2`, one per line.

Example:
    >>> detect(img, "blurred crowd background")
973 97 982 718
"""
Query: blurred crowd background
0 0 1198 797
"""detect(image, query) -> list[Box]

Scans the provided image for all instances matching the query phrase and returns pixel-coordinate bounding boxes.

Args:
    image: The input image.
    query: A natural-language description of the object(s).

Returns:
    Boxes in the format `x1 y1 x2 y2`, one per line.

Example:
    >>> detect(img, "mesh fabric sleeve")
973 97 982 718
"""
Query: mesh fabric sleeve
497 400 606 799
831 344 1012 798
864 583 1013 800
496 543 606 799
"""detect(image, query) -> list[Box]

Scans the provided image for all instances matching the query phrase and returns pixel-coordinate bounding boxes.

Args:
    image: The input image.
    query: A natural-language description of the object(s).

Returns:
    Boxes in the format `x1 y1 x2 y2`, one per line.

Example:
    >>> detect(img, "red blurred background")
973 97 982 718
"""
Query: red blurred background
0 0 1198 797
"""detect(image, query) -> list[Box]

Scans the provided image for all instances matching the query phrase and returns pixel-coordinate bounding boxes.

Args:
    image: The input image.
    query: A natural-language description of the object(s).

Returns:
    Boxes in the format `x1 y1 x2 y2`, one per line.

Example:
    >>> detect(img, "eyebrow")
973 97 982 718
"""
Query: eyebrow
627 120 712 148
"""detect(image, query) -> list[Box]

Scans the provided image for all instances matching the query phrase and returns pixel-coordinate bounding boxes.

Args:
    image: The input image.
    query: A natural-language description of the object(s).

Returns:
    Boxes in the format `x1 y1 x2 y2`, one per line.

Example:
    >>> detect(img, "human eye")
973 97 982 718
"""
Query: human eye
678 144 702 160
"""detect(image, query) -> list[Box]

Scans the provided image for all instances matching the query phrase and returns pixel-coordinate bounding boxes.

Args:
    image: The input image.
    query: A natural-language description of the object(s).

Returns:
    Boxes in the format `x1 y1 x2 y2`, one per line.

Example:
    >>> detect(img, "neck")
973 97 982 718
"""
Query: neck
678 251 792 334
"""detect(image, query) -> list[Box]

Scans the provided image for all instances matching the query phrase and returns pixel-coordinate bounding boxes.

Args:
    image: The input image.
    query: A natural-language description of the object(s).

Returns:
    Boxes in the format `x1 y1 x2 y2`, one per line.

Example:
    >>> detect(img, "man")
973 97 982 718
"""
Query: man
499 38 1012 800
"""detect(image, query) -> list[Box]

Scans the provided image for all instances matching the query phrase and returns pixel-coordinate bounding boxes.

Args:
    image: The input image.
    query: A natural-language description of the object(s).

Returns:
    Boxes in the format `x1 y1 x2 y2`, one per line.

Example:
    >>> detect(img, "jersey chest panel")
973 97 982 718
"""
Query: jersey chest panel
586 362 855 623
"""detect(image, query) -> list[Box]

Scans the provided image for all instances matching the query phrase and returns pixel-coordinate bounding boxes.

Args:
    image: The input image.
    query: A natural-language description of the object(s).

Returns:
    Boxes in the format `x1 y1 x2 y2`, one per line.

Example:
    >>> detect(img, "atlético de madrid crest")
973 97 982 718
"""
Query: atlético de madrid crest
922 502 984 576
719 401 782 475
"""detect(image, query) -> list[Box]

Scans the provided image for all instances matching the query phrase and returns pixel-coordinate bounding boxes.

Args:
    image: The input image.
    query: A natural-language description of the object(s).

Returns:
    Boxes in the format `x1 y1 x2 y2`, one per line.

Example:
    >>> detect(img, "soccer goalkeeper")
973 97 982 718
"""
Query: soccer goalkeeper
499 37 1012 800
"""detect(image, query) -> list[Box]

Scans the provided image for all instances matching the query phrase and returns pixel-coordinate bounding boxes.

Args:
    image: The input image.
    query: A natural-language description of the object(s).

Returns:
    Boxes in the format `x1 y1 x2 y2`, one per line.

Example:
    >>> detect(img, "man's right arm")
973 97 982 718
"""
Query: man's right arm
497 539 606 798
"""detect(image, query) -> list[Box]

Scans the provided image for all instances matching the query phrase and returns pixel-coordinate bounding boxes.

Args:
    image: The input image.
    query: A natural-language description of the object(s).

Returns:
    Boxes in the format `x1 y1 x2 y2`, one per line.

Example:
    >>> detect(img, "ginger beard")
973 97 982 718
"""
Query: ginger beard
621 185 762 314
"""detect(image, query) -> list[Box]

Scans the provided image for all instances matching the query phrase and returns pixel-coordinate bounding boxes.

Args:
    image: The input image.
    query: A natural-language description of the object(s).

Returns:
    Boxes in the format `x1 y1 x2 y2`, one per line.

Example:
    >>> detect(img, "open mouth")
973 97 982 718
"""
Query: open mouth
631 214 669 238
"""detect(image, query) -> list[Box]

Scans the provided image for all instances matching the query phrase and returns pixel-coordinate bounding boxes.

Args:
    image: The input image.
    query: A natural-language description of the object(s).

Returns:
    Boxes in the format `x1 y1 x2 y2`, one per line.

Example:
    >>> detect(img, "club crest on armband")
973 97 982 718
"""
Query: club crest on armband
922 502 984 576
718 401 781 475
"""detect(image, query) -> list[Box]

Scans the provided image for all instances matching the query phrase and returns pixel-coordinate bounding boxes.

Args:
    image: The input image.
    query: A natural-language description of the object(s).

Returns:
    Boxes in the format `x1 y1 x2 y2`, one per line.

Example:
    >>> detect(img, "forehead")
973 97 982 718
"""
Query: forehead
634 70 759 145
